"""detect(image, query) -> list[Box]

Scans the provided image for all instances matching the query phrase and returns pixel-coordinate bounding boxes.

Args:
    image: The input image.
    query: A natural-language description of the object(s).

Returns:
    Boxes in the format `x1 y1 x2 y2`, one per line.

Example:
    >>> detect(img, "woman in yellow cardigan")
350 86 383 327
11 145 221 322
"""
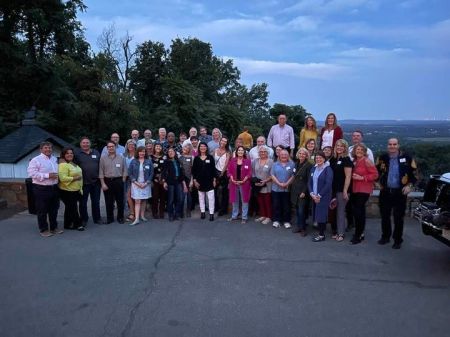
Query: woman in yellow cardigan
299 116 318 148
58 147 84 231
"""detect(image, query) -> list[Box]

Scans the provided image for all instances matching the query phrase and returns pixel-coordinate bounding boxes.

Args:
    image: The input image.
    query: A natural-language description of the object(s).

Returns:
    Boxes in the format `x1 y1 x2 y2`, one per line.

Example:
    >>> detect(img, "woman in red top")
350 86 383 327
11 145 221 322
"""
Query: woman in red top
320 113 343 149
350 143 379 244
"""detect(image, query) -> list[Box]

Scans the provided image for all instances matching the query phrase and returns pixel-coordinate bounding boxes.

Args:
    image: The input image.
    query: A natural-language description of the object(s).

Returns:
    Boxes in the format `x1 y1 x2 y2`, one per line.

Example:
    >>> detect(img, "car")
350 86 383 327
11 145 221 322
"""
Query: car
413 173 450 246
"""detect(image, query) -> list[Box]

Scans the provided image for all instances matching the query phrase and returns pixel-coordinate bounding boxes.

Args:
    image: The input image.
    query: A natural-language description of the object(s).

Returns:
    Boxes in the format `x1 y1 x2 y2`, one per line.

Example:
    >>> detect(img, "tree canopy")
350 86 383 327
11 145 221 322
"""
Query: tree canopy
0 2 308 148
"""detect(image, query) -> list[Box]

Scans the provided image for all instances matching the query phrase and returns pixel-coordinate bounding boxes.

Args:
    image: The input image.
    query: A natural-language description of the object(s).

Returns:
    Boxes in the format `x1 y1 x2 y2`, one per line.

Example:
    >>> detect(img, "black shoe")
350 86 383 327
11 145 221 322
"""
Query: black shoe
106 219 114 225
77 226 85 231
117 219 124 224
292 226 301 233
201 212 206 219
209 214 214 221
218 210 225 216
392 242 402 249
378 237 390 245
350 236 362 245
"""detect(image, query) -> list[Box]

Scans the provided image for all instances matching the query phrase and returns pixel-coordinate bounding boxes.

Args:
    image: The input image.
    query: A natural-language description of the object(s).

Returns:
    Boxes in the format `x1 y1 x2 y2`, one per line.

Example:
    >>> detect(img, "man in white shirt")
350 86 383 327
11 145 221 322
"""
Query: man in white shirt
267 114 295 157
137 129 154 147
27 141 62 237
249 136 274 160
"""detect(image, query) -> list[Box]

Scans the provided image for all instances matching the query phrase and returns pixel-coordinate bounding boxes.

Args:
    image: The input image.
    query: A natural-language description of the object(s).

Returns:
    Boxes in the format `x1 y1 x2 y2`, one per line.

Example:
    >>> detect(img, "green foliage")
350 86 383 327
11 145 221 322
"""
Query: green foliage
402 143 450 186
0 3 308 150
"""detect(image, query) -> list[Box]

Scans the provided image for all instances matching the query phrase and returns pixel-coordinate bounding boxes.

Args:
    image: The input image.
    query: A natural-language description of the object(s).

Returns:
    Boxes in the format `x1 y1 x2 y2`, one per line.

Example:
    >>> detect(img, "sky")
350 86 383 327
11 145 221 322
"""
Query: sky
79 0 450 120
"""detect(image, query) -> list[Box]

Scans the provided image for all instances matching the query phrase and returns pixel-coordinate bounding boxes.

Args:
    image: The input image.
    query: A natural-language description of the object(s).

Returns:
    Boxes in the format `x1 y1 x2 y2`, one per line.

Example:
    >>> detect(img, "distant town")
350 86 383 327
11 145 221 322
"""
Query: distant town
335 120 450 154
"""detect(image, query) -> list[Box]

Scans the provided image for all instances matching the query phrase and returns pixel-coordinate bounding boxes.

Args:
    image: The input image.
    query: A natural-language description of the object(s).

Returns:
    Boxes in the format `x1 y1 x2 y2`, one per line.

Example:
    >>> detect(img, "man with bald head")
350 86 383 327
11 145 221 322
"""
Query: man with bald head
130 129 140 145
376 138 417 249
267 114 295 157
101 133 125 156
249 136 274 160
137 129 154 147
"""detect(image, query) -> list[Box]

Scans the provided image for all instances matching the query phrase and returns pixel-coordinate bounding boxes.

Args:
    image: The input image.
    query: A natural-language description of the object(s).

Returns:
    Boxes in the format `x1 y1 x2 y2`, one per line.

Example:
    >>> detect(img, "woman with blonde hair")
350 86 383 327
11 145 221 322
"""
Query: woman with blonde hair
290 147 313 235
329 139 353 241
320 112 343 149
299 116 318 148
350 143 378 244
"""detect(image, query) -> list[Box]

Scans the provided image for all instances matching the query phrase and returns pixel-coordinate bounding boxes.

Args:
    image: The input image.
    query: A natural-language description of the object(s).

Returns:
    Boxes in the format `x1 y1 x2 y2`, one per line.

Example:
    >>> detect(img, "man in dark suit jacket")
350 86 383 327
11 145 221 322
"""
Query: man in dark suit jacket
376 138 417 249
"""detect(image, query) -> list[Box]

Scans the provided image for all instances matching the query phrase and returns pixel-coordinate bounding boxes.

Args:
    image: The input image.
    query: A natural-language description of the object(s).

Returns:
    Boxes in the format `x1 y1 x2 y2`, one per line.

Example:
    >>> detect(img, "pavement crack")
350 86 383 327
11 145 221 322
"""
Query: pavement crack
119 221 184 337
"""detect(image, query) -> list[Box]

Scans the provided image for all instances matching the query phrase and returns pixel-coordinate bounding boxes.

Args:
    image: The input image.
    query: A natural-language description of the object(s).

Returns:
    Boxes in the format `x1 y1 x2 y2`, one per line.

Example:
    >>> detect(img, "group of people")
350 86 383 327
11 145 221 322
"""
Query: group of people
27 114 417 249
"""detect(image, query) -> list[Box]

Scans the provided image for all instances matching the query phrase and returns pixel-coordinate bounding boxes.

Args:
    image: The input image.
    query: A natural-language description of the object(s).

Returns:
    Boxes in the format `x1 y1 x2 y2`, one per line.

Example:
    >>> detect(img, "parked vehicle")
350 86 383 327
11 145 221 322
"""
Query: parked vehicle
413 173 450 246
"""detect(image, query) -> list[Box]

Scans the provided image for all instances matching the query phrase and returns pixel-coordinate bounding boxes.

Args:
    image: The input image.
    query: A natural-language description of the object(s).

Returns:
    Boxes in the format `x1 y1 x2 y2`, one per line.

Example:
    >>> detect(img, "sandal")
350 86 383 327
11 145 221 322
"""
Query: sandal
126 214 135 222
336 234 344 242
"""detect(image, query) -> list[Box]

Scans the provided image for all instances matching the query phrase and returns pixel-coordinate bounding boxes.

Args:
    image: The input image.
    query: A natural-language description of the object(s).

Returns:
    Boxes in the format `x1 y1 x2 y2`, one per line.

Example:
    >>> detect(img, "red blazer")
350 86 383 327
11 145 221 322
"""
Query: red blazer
320 126 343 149
227 158 252 203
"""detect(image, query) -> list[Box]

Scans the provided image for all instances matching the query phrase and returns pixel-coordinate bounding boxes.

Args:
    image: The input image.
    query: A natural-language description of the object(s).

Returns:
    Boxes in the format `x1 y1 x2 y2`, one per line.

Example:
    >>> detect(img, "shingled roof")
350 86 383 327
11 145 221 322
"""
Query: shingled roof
0 125 72 163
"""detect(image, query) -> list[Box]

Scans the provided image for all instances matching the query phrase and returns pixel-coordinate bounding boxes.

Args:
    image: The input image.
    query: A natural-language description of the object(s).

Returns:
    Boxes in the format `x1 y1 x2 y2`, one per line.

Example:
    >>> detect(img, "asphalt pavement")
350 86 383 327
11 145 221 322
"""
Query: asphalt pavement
0 208 449 337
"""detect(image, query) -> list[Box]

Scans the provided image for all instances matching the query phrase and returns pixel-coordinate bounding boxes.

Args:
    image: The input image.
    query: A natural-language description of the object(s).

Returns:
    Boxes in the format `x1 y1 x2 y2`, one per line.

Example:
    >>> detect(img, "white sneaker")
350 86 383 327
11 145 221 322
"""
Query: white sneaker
284 222 292 229
272 221 281 228
262 218 271 225
129 220 140 226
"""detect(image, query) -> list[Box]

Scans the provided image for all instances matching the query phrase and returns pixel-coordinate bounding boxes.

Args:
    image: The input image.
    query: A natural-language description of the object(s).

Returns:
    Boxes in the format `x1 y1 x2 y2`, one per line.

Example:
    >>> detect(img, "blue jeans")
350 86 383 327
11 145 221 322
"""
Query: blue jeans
180 188 192 215
295 199 307 229
79 181 101 223
167 183 183 218
232 187 249 220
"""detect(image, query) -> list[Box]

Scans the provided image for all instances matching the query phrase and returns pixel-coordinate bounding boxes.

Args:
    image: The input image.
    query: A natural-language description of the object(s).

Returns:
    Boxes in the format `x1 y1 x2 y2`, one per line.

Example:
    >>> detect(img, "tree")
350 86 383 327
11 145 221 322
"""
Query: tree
97 24 136 92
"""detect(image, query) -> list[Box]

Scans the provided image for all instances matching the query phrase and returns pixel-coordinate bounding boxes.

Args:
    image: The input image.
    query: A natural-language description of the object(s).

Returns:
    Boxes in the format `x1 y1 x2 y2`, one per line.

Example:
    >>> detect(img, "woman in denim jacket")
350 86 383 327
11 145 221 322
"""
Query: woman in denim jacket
128 146 154 225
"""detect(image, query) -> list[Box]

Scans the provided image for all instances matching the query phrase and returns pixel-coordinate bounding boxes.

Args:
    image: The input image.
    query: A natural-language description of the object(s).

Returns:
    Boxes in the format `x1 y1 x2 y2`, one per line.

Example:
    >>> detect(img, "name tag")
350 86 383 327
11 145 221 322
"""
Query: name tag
264 165 269 168
115 163 121 168
244 165 249 169
400 158 406 163
311 173 314 177
206 160 210 163
286 166 291 170
153 163 158 168
337 160 342 165
186 158 191 162
293 168 296 173
160 160 164 163
91 155 97 159
145 165 150 169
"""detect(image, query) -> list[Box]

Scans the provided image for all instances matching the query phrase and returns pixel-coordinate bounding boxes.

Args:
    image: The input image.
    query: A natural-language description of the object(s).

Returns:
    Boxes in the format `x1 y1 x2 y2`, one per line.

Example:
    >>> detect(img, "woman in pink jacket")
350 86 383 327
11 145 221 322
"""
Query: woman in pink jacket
350 143 379 244
227 146 252 223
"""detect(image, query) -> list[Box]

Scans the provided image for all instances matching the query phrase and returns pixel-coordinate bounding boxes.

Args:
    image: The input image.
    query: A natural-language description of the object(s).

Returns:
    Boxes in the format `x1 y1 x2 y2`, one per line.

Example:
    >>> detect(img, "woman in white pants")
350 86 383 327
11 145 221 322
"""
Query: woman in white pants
192 142 217 221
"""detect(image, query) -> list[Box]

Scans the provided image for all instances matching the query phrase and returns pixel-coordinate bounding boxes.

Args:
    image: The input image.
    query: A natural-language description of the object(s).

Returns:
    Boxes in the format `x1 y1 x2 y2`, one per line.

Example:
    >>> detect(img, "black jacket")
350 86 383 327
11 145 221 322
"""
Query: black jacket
161 159 185 185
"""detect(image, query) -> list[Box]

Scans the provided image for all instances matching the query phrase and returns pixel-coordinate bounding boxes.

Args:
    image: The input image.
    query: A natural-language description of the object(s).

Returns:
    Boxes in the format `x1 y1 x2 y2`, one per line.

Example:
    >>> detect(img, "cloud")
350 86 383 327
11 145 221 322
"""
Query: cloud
287 16 320 31
225 57 349 80
282 0 379 14
337 47 411 58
